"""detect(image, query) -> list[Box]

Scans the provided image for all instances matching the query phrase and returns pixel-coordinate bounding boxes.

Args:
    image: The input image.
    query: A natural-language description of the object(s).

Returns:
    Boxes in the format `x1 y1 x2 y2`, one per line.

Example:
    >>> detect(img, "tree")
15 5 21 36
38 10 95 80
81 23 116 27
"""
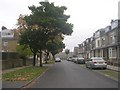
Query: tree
19 28 41 66
46 33 65 59
17 15 39 66
18 1 73 67
17 14 27 32
65 49 70 59
47 41 65 59
25 2 73 34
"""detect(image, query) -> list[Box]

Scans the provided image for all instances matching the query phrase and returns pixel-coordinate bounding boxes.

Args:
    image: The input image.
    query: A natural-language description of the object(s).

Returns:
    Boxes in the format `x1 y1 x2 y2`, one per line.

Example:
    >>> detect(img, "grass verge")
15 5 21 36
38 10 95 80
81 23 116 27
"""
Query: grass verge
44 60 55 64
48 60 55 64
80 64 86 67
94 69 119 81
2 66 48 81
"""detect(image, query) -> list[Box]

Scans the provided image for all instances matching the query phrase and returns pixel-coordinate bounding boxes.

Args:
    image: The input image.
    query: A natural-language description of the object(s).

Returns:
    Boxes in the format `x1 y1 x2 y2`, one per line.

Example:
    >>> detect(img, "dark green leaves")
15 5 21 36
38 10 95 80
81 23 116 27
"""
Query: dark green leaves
19 1 73 59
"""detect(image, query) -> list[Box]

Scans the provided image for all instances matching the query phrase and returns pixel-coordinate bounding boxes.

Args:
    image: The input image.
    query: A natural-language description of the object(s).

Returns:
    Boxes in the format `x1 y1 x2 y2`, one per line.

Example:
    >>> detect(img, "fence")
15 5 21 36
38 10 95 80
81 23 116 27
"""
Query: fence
2 52 33 70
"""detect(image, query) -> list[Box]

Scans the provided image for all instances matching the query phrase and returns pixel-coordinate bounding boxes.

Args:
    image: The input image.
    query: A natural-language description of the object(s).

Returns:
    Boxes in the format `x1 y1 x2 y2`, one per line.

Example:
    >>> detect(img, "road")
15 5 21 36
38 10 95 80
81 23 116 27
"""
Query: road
29 60 118 88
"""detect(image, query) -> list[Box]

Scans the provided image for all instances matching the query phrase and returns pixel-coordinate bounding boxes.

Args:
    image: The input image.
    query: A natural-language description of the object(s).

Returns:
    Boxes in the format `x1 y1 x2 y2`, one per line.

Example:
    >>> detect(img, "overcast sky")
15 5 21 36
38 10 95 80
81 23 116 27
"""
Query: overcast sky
0 0 119 52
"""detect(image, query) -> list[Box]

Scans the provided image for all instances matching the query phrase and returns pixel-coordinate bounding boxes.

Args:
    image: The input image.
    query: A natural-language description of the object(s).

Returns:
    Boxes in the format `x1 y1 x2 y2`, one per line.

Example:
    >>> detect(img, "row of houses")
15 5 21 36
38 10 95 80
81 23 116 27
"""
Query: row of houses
75 19 120 66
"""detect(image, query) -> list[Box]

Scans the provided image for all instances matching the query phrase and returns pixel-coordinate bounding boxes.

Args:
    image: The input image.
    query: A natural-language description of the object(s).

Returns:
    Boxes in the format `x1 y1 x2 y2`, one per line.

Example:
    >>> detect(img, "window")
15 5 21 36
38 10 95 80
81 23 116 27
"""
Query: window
110 36 113 44
112 35 116 44
8 33 11 35
97 40 100 47
102 38 105 46
109 47 117 58
112 48 116 58
109 48 112 58
3 41 8 46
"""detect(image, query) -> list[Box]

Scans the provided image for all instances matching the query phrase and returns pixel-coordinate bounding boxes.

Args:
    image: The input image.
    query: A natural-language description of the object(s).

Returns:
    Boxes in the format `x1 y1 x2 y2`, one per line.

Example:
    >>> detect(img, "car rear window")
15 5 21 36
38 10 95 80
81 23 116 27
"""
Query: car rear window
93 58 103 60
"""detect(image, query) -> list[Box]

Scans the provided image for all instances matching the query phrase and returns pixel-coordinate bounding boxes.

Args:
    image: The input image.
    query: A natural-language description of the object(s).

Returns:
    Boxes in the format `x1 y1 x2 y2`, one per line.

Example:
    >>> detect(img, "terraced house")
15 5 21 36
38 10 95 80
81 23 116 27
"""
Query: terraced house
78 19 120 66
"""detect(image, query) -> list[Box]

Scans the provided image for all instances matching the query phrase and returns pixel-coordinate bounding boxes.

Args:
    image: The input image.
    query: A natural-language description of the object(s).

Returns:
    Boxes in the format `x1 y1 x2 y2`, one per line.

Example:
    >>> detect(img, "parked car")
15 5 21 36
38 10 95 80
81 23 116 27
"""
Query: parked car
85 57 107 69
55 57 61 62
76 57 85 64
73 57 78 63
67 57 73 61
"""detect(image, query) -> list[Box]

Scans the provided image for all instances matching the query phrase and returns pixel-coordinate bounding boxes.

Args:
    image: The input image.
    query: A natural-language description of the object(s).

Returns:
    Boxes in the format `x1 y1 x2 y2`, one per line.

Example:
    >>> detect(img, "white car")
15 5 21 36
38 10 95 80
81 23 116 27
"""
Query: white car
85 57 107 69
67 57 73 61
55 57 61 62
72 57 77 63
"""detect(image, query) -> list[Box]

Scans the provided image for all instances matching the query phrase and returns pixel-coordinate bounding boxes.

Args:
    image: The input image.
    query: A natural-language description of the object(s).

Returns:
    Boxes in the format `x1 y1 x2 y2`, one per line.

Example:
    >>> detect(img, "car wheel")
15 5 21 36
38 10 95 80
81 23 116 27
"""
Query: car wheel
103 67 107 70
76 61 78 64
89 65 92 70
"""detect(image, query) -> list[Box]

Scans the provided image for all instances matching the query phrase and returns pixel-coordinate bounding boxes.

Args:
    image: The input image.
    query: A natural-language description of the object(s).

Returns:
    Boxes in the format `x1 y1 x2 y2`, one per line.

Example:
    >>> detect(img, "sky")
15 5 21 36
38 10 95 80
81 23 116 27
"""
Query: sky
0 0 119 52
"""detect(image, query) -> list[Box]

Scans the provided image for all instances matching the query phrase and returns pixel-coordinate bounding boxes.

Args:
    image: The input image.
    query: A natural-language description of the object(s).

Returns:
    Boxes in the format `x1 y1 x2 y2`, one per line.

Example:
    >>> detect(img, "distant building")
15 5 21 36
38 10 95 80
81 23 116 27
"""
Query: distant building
55 52 66 59
55 52 74 60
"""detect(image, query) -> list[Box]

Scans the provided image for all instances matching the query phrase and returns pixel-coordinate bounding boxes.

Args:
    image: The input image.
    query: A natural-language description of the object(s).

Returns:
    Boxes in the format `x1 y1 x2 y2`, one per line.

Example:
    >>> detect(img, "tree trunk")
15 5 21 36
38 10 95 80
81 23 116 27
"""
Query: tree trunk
45 51 49 64
33 53 36 66
40 50 43 67
53 54 55 61
45 58 47 64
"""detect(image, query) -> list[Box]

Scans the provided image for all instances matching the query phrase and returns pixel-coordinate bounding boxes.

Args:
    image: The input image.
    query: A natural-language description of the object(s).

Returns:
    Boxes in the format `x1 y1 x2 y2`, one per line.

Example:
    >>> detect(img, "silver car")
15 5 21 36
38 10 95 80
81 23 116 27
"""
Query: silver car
85 57 107 69
76 57 85 64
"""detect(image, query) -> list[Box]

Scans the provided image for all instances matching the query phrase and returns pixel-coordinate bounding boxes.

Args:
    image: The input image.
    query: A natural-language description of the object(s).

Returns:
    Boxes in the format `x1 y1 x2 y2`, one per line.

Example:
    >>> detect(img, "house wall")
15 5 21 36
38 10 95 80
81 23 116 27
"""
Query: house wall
2 39 18 52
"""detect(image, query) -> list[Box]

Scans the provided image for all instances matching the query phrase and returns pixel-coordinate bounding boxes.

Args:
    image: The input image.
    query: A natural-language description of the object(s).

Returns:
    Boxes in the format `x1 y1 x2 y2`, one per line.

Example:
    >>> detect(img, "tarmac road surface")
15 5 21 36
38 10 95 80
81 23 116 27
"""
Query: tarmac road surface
29 60 118 88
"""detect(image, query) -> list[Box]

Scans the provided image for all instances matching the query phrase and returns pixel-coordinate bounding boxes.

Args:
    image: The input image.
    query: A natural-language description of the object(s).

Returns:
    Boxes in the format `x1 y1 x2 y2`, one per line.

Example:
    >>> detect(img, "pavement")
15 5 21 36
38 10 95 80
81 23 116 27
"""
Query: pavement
107 65 120 72
1 66 31 88
1 61 119 88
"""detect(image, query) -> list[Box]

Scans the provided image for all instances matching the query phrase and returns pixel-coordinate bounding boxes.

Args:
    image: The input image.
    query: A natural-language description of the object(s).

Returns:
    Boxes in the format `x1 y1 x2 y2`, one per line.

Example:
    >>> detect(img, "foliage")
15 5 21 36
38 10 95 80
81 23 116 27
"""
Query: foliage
16 45 32 59
25 1 73 35
46 33 65 57
18 1 73 66
47 41 65 57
